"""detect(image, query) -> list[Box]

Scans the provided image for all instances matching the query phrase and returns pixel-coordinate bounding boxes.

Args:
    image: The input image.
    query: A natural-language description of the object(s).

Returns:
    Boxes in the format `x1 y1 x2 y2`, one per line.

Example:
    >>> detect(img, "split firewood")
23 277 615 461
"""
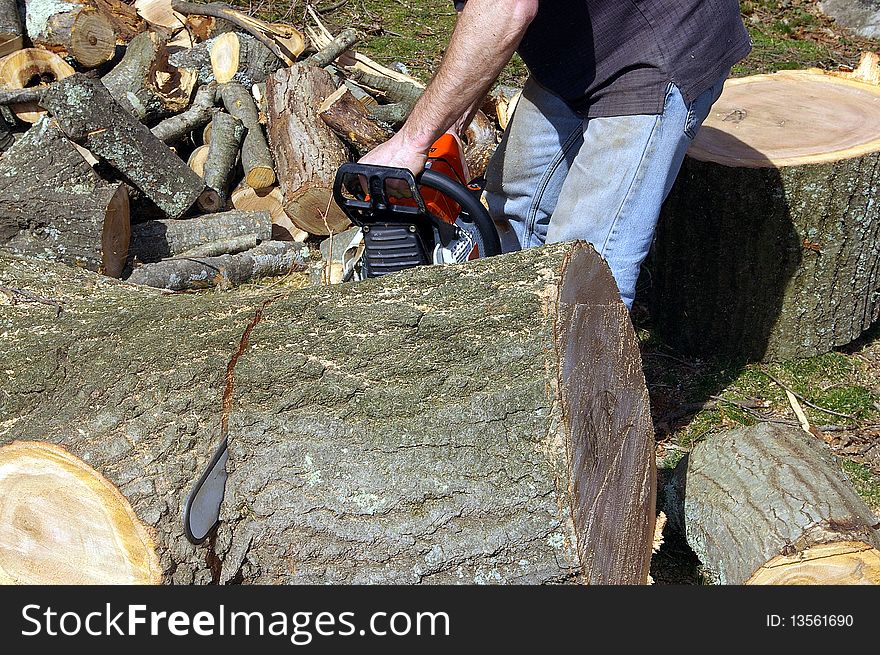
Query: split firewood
187 143 209 177
0 118 130 277
219 80 274 188
198 111 244 212
42 73 204 220
343 79 378 107
0 48 74 123
0 442 162 584
483 84 522 131
24 1 116 68
127 239 307 290
463 109 498 179
102 31 197 122
128 210 271 263
170 0 304 64
0 0 22 58
346 69 424 126
667 424 880 584
266 64 350 235
150 80 218 143
230 184 308 242
317 85 393 156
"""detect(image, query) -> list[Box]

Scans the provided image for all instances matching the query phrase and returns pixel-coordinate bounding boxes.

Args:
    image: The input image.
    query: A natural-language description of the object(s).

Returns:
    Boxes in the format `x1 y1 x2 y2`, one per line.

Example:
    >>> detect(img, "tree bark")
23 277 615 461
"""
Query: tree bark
90 0 145 42
26 2 116 68
102 31 196 122
0 118 130 277
667 423 880 584
150 81 218 143
219 80 274 189
198 111 243 212
0 0 22 58
317 85 393 157
647 70 880 362
267 64 350 235
0 241 655 584
42 73 205 220
127 239 306 289
128 210 271 263
0 48 74 123
0 111 12 152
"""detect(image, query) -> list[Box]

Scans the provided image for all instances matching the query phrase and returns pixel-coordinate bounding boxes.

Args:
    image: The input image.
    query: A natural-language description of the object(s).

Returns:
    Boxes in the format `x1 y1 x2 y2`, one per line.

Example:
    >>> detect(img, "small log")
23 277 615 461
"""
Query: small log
127 239 307 290
219 80 274 188
28 4 116 69
185 14 235 41
174 31 281 90
128 210 271 263
42 73 204 220
0 0 22 58
305 27 358 69
176 234 255 258
187 143 209 177
266 64 349 235
0 441 162 584
102 31 196 122
318 85 393 156
230 184 309 241
90 0 145 43
0 118 130 276
170 0 304 64
150 81 218 143
667 423 880 584
198 111 244 212
463 109 498 179
0 48 74 123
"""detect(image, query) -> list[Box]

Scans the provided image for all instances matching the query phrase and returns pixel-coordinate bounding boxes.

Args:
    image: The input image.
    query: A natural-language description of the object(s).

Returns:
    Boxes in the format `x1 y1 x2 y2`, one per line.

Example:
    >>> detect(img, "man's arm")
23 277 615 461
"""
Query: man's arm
359 0 538 174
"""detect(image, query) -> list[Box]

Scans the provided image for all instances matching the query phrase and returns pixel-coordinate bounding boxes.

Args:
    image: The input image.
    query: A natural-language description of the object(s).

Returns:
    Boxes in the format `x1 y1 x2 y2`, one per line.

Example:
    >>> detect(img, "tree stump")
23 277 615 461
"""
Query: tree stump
647 70 880 361
667 423 880 584
0 242 655 584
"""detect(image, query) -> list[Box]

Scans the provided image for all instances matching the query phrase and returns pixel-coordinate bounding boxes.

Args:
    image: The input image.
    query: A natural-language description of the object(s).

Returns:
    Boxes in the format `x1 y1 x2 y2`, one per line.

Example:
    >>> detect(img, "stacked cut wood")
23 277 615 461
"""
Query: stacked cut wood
0 0 518 290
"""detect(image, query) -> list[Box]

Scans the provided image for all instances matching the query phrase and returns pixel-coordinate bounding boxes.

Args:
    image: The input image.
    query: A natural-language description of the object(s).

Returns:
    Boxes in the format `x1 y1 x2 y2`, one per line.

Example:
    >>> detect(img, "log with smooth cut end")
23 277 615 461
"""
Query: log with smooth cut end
187 143 209 177
0 441 161 585
43 73 204 220
649 70 880 361
210 30 240 83
220 80 275 189
0 118 130 277
28 5 116 68
266 64 349 235
0 0 22 58
199 111 244 212
667 423 880 585
230 184 308 241
0 48 74 123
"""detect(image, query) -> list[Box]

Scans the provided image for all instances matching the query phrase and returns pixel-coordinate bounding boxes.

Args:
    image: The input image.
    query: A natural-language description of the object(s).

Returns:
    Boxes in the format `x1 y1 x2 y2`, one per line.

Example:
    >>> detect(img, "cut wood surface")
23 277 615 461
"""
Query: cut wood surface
649 69 880 361
128 210 271 263
27 3 116 68
0 118 130 276
463 109 498 179
90 0 145 42
267 64 350 235
318 85 393 156
0 48 74 123
134 0 185 30
219 80 274 188
230 184 308 241
199 111 243 212
43 73 204 220
667 423 880 584
0 242 655 584
187 143 209 177
0 441 162 584
127 239 306 289
0 0 22 58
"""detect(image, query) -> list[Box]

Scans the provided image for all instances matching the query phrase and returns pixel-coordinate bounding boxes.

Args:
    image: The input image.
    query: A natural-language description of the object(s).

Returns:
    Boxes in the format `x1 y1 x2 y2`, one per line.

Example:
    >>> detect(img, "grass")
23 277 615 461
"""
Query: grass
841 460 880 514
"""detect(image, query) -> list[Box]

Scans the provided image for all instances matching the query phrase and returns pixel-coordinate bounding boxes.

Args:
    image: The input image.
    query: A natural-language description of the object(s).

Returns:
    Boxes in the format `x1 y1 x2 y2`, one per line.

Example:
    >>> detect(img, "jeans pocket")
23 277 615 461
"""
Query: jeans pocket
684 74 728 140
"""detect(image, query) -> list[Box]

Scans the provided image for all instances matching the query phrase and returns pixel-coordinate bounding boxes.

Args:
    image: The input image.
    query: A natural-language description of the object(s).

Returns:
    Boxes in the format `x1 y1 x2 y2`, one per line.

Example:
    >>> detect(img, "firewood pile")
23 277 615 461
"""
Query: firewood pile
0 0 521 291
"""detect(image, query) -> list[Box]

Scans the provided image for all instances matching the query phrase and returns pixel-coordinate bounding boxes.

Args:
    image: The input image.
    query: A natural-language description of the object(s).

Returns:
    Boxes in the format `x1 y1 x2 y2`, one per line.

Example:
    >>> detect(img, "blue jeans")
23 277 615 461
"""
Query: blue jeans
485 75 728 308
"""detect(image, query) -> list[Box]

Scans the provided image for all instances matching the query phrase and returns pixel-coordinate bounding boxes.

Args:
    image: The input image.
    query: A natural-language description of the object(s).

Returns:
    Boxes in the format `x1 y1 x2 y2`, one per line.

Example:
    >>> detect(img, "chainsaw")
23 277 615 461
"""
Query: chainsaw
183 134 501 545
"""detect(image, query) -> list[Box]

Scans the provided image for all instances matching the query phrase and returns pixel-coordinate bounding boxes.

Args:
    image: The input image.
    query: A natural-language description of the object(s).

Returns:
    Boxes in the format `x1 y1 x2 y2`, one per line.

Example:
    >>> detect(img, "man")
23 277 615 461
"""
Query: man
360 1 751 308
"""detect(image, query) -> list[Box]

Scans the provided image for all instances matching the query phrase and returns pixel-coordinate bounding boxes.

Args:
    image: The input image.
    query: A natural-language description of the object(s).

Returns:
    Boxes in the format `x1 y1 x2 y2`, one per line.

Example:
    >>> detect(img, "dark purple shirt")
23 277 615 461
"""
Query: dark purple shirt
455 1 752 117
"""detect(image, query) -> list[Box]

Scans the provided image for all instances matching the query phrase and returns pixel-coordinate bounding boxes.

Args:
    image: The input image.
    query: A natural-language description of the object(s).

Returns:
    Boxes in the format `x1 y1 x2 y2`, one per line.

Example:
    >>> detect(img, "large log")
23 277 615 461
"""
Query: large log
667 424 880 585
0 118 130 276
129 210 271 263
42 73 204 220
0 241 655 584
0 0 22 58
648 70 880 361
267 64 350 235
24 0 116 68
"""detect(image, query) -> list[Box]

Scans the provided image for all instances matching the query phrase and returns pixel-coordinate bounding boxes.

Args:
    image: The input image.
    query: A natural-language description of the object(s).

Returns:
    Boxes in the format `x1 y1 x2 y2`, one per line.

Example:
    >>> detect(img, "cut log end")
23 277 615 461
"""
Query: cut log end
285 187 350 236
747 542 880 585
0 442 161 585
69 9 117 68
0 49 75 123
245 165 276 189
197 188 223 213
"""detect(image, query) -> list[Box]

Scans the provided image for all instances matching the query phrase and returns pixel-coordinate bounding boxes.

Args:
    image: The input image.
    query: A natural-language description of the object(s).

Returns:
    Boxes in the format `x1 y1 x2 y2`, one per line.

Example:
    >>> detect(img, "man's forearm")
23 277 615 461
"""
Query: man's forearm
399 0 537 151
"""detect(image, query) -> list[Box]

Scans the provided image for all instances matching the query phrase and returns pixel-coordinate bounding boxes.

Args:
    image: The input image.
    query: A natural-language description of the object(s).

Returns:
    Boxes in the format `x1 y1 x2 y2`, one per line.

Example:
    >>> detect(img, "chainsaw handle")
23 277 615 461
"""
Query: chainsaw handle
419 169 502 257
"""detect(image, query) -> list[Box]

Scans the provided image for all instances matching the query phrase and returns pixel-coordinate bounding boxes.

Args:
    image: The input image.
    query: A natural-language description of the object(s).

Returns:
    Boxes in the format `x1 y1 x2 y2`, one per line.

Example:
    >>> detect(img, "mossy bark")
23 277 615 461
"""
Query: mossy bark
0 242 655 584
647 154 880 362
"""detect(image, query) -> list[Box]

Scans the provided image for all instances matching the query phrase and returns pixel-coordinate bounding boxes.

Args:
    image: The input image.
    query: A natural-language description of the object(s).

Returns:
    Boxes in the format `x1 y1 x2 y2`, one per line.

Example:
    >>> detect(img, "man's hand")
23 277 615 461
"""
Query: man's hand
358 131 428 177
